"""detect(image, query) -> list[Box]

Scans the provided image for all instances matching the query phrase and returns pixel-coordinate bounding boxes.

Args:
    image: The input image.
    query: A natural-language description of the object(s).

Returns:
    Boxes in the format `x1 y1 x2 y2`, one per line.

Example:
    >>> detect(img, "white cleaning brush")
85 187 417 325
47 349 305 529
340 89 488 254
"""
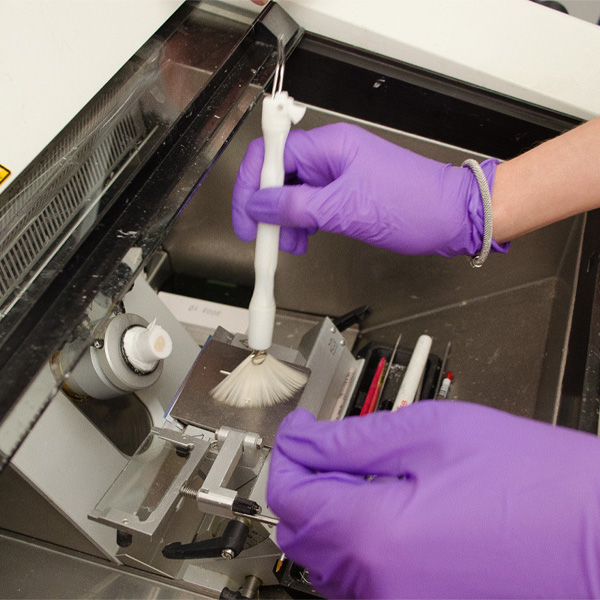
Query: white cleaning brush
210 351 307 408
211 42 308 408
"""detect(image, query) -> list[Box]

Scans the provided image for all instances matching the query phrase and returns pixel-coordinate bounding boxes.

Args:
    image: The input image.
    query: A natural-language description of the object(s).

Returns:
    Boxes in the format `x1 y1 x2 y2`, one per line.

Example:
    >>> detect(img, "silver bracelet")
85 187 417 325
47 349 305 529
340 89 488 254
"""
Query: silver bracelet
462 159 493 268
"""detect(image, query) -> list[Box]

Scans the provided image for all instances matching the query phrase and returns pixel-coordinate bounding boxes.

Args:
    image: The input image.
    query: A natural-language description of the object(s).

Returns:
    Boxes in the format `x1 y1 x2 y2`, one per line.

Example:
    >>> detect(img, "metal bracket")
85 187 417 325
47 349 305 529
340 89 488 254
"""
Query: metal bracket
89 427 211 539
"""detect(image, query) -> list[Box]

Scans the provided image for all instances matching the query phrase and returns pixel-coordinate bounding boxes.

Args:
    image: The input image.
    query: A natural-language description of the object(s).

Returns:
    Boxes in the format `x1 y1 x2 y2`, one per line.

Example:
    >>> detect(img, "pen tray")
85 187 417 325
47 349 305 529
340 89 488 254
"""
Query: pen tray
346 341 442 417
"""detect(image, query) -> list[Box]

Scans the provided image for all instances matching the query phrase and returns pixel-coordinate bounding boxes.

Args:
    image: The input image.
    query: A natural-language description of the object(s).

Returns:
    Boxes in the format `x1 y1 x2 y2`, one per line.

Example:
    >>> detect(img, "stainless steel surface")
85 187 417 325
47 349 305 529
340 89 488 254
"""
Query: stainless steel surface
366 275 579 419
0 466 103 558
296 318 363 420
163 102 584 423
273 308 360 351
10 391 127 560
90 428 212 539
171 340 306 447
0 531 212 600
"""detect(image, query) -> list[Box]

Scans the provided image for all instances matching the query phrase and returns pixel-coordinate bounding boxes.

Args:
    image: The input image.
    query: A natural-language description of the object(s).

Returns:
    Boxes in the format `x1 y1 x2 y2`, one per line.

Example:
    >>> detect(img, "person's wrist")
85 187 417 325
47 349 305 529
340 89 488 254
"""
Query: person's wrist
469 158 510 255
488 161 512 244
465 158 510 259
437 159 505 258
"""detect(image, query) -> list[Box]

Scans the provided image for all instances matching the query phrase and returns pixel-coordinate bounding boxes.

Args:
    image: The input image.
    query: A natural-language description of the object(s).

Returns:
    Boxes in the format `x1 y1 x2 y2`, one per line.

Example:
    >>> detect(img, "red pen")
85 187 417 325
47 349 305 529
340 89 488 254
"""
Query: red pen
360 357 386 416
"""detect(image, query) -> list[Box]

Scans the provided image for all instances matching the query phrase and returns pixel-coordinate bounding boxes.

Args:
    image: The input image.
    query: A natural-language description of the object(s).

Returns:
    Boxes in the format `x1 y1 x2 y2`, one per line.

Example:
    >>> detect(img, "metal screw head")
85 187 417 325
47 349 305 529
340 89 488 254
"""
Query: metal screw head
340 339 346 346
221 548 236 560
93 339 104 349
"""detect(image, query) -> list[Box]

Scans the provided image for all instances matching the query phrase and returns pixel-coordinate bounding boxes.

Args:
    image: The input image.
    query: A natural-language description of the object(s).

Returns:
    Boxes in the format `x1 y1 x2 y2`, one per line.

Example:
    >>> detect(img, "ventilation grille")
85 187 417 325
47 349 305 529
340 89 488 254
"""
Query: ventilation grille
0 109 147 311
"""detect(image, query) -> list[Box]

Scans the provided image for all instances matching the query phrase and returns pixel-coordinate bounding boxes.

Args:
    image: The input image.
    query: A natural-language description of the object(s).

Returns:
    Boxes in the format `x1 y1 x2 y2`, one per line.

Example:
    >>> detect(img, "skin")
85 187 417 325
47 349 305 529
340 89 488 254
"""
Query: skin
493 116 600 243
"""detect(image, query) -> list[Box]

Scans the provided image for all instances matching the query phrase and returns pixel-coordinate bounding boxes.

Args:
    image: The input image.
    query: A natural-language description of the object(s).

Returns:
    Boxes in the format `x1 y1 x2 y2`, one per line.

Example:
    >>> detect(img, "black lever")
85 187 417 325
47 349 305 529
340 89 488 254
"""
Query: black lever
162 519 249 560
333 305 371 332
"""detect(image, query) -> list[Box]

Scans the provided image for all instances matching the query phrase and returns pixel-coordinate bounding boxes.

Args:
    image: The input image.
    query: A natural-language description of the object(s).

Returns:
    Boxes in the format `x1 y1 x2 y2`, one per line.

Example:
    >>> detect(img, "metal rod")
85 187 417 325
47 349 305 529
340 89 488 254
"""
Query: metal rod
271 35 285 97
235 510 280 527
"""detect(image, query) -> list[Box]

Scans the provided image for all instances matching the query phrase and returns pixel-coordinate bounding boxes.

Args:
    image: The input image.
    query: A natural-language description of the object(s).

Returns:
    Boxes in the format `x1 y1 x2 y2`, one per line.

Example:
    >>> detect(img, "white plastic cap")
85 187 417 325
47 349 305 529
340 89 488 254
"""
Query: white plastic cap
122 320 173 373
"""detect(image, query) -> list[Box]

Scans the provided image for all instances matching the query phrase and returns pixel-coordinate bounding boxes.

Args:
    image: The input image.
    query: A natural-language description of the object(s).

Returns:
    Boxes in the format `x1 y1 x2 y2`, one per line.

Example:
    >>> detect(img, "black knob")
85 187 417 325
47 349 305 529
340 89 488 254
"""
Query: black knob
116 529 133 548
162 519 249 560
232 497 261 516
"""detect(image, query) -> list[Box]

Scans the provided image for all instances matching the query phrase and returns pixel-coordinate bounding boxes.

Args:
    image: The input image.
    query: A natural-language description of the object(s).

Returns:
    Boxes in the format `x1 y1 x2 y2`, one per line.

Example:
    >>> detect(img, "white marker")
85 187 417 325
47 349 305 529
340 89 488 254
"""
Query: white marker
391 335 433 411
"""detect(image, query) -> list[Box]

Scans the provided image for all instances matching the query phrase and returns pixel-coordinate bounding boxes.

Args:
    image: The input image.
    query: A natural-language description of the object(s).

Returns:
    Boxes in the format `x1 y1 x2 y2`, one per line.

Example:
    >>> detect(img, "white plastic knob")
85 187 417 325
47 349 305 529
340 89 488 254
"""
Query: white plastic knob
122 320 173 373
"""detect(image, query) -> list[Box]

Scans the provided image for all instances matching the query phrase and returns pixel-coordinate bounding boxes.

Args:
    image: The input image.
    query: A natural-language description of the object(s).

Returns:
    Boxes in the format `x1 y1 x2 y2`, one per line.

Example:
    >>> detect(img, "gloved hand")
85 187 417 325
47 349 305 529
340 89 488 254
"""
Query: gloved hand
233 123 509 256
267 403 600 599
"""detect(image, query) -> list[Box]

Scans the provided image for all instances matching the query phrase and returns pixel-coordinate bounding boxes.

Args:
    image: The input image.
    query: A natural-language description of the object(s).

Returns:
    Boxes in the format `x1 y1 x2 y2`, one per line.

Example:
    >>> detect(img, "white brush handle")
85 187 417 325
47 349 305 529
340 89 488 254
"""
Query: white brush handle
248 92 305 351
391 335 433 411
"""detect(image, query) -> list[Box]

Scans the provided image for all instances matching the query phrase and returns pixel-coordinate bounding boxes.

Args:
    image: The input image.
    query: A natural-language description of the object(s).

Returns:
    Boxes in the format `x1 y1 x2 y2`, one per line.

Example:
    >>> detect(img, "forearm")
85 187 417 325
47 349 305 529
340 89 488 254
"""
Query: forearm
492 116 600 243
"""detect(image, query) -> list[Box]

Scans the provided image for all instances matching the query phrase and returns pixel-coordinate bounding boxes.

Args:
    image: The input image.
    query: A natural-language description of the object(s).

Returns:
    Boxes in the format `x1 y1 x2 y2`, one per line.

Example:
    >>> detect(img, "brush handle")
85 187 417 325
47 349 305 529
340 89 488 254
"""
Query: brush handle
248 92 305 351
391 335 433 411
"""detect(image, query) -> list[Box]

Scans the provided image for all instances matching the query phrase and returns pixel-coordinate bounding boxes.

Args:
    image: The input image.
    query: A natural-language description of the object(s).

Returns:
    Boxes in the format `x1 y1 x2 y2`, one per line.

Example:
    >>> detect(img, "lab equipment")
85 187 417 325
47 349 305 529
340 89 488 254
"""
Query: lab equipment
2 2 600 598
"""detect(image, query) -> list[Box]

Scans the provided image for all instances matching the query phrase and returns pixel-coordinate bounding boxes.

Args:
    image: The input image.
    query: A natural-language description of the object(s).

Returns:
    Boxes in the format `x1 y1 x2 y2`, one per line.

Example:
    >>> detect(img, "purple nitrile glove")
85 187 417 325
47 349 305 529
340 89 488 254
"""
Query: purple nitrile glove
233 123 509 257
267 404 600 599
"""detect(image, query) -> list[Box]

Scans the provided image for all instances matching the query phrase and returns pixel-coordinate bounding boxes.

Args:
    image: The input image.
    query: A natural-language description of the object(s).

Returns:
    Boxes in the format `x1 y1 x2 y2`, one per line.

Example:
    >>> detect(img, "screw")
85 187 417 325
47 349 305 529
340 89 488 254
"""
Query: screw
180 483 199 499
221 548 236 560
93 339 104 349
340 339 346 346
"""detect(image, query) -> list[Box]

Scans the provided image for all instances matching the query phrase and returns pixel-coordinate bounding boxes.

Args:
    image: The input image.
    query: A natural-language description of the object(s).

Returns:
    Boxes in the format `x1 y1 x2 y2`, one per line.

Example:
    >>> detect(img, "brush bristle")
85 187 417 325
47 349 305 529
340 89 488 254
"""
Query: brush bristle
210 353 308 408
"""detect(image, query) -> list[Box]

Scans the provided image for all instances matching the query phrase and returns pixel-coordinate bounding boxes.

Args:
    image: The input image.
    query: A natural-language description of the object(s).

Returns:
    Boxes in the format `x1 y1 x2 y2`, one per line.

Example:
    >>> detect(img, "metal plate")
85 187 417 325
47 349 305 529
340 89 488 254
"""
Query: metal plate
170 340 307 446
